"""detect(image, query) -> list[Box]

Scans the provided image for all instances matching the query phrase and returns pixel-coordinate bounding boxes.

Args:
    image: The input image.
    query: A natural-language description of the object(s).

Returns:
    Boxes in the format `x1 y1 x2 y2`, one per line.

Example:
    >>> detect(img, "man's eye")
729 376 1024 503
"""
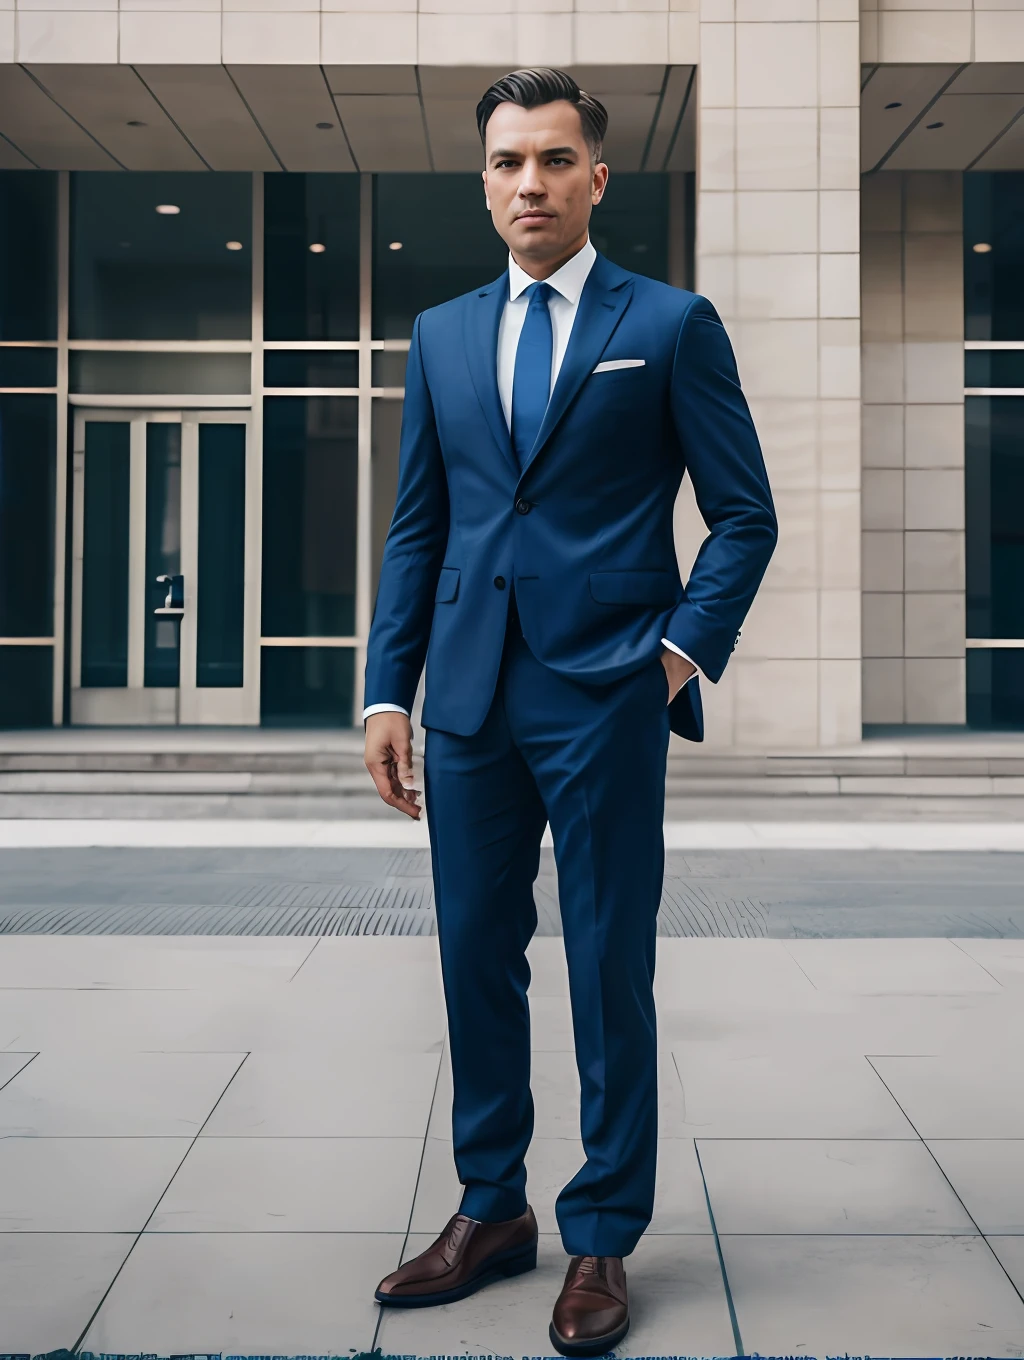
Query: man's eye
549 158 570 166
496 160 517 169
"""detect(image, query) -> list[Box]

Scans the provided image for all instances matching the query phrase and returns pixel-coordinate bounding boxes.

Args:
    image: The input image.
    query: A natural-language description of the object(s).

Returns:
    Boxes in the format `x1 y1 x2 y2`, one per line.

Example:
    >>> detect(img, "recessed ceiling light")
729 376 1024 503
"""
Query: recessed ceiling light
926 121 944 130
316 121 333 130
389 241 403 251
155 204 180 215
226 240 244 251
127 119 146 127
973 242 993 254
309 242 327 254
884 102 902 110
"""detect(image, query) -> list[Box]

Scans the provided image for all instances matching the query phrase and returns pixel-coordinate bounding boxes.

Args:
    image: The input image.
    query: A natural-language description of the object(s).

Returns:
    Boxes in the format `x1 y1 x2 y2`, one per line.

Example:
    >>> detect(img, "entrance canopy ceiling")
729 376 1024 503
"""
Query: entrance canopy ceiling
0 63 695 174
863 62 1024 172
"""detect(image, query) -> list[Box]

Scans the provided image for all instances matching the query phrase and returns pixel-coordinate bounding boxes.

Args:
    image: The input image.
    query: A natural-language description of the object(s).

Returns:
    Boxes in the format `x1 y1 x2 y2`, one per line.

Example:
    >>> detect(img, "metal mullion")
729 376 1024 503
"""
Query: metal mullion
70 394 251 409
53 170 69 725
354 171 373 722
0 637 55 645
0 387 59 395
246 170 265 727
70 410 85 691
264 341 363 351
965 341 1024 351
68 340 253 353
126 417 147 689
263 387 359 397
178 414 200 722
260 636 358 647
966 638 1024 648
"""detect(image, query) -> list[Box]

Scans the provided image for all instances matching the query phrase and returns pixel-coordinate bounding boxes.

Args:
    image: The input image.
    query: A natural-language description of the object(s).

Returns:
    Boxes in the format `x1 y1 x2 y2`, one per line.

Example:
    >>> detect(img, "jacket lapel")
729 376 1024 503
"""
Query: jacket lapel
464 271 519 478
519 253 634 480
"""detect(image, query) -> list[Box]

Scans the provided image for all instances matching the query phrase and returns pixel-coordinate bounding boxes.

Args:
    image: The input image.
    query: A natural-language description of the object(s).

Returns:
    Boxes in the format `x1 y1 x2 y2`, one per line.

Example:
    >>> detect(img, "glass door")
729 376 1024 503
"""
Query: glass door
71 409 257 725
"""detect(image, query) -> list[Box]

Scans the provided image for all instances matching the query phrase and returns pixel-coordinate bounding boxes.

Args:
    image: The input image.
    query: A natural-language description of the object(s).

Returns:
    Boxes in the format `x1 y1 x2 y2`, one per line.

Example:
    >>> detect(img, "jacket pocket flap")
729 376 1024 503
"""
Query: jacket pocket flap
435 566 461 603
589 570 679 605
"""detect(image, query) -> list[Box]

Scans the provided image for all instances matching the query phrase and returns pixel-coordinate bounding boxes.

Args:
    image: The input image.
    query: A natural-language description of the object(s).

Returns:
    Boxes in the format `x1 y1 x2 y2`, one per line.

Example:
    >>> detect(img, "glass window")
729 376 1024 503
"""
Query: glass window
81 421 130 687
964 173 1024 341
968 649 1024 730
263 350 358 389
0 171 57 341
70 352 250 396
262 397 358 637
0 348 57 388
965 350 1024 388
590 174 670 283
0 645 52 727
0 395 56 638
260 646 354 726
264 174 360 342
966 397 1024 640
372 350 408 388
371 399 403 606
373 175 506 338
71 172 252 340
197 423 246 688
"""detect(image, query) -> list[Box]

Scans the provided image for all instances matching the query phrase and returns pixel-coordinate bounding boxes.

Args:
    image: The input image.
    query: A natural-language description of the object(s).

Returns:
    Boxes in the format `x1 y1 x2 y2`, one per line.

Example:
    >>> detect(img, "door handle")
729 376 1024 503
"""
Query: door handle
154 573 185 616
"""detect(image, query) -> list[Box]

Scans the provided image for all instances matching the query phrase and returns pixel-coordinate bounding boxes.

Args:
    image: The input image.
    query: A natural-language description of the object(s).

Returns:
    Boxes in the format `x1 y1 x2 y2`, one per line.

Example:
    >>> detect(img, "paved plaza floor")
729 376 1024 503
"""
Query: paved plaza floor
2 930 1024 1357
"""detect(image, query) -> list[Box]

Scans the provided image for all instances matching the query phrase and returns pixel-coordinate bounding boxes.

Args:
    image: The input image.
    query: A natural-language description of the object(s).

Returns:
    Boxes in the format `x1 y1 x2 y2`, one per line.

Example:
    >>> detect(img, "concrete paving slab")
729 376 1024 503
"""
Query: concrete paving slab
927 1139 1024 1234
698 1137 976 1234
721 1233 1024 1358
375 1233 735 1357
0 1137 189 1232
81 1230 396 1352
783 936 1002 995
201 1047 443 1138
873 1052 1024 1137
989 1236 1024 1299
0 1050 244 1136
0 1050 35 1087
0 1231 135 1353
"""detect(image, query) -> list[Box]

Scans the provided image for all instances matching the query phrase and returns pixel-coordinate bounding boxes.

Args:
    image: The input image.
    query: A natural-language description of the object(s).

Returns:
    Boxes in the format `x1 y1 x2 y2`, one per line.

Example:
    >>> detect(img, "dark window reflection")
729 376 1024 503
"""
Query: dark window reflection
263 350 358 388
0 171 57 341
372 350 408 387
143 423 182 689
0 645 52 728
590 174 670 284
260 646 354 726
264 175 359 341
371 399 403 606
0 395 56 637
966 397 1024 640
198 423 246 688
81 421 130 687
968 649 1024 729
71 172 251 339
262 397 357 637
965 350 1024 388
70 352 250 396
0 348 57 388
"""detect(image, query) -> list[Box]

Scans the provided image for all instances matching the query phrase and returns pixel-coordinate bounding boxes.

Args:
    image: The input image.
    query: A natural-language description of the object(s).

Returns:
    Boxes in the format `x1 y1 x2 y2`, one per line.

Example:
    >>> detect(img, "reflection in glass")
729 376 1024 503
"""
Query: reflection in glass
965 397 1024 641
0 348 57 388
263 350 359 388
968 649 1024 730
144 424 182 689
71 172 251 339
373 175 506 338
262 397 358 637
198 424 246 688
261 646 355 726
0 171 57 341
964 351 1024 388
0 645 52 727
371 399 403 607
590 174 670 284
264 175 360 341
372 350 408 388
81 422 130 687
0 395 56 637
71 352 250 396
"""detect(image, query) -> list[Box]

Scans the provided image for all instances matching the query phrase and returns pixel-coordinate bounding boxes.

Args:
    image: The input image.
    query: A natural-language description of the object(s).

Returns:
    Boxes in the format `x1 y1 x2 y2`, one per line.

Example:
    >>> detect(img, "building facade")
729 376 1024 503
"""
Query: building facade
0 2 1022 745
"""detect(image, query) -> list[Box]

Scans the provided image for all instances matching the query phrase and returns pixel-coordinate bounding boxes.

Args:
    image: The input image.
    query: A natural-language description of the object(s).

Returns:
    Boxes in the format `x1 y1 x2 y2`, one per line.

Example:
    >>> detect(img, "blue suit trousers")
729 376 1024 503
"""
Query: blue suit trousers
423 603 671 1257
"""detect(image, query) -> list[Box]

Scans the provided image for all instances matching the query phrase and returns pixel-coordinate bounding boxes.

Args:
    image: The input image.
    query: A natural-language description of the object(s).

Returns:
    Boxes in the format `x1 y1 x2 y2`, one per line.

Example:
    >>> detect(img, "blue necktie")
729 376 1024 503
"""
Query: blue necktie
511 281 553 471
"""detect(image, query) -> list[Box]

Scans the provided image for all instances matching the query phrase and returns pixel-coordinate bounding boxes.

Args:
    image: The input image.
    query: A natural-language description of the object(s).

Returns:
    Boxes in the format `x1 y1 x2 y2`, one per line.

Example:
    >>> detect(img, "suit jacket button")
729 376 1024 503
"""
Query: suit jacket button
494 575 506 590
515 497 532 515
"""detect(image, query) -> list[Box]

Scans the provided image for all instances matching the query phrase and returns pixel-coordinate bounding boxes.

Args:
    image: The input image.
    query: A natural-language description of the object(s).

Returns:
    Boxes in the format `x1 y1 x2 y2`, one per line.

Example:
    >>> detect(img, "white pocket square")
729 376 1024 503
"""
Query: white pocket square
592 359 645 373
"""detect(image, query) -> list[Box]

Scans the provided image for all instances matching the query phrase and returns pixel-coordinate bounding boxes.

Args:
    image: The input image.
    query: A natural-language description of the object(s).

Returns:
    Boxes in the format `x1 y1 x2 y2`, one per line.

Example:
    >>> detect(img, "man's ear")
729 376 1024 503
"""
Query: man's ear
482 168 490 212
591 161 609 207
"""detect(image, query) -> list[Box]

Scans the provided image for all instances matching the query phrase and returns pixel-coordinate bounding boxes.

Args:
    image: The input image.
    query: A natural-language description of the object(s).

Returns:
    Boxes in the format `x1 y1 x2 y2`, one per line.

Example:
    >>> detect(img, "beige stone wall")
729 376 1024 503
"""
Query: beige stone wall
861 0 1024 66
860 171 965 726
684 0 862 750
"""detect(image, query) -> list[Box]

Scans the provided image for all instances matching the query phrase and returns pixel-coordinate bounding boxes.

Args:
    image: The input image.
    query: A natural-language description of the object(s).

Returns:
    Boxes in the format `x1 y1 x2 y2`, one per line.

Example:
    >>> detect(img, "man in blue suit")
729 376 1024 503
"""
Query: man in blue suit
364 68 776 1355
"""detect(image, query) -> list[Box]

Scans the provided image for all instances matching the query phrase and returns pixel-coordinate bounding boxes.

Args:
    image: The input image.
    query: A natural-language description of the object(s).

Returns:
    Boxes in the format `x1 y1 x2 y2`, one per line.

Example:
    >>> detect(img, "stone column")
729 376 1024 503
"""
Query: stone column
683 0 862 749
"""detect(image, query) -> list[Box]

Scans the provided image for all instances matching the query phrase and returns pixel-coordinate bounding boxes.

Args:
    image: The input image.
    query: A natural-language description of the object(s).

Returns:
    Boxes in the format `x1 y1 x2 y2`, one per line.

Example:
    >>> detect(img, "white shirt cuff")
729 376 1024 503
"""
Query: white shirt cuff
363 703 410 720
660 638 702 685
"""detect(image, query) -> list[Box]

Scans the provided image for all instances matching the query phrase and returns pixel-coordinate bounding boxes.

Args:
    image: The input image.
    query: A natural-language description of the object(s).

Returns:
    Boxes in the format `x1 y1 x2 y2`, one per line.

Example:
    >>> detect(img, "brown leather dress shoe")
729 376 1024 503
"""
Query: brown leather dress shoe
549 1255 630 1357
375 1206 538 1307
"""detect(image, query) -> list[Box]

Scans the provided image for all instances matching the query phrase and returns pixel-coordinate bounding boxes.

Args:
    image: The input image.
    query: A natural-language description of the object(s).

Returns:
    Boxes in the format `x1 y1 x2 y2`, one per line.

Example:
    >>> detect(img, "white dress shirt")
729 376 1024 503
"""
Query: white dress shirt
362 239 699 721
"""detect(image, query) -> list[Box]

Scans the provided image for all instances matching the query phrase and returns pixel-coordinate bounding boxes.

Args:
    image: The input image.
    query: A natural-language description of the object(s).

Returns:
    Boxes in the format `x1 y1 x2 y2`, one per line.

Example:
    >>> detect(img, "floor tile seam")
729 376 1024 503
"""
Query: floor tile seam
864 1053 1024 1312
370 1031 448 1353
70 1049 252 1355
692 1136 744 1360
286 936 324 983
947 936 1006 988
0 1052 38 1093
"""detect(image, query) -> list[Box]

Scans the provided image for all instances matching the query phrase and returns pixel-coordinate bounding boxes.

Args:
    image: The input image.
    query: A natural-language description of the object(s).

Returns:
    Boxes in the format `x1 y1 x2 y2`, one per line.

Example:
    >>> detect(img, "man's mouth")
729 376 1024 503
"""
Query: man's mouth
516 210 555 222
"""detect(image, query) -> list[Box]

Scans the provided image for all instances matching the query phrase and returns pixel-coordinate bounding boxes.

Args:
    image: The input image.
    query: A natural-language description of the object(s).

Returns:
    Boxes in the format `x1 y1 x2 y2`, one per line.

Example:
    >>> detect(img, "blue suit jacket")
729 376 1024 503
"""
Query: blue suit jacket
364 252 777 742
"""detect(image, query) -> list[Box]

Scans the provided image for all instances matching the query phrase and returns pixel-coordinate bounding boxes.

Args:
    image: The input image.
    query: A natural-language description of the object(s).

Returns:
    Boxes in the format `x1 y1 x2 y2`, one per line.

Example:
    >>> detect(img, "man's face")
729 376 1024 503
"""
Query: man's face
482 99 608 266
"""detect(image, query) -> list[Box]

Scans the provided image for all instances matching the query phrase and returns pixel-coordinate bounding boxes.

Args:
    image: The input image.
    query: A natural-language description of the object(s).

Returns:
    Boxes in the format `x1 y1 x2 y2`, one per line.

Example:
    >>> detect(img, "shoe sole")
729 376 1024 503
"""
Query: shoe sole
375 1238 538 1308
548 1316 630 1358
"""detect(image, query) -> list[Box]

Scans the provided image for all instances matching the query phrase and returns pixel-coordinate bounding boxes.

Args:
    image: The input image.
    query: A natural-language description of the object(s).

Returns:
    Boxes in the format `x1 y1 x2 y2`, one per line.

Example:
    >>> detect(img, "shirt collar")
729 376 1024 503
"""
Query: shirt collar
507 238 597 304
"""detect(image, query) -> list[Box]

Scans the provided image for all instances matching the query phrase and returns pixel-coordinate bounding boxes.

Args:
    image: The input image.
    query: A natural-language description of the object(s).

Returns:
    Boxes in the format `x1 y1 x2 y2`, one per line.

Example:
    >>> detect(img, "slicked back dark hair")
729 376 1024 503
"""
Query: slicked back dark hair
476 68 608 161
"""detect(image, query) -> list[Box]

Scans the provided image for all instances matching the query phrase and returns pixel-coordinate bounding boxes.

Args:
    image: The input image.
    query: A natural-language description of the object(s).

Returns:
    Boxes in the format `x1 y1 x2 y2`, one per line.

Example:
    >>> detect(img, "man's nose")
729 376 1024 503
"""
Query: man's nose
517 164 545 197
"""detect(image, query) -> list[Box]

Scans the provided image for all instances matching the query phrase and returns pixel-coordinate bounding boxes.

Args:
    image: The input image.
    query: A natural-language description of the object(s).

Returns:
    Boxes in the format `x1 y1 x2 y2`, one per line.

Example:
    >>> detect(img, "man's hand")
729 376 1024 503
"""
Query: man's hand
660 647 697 705
364 712 422 819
